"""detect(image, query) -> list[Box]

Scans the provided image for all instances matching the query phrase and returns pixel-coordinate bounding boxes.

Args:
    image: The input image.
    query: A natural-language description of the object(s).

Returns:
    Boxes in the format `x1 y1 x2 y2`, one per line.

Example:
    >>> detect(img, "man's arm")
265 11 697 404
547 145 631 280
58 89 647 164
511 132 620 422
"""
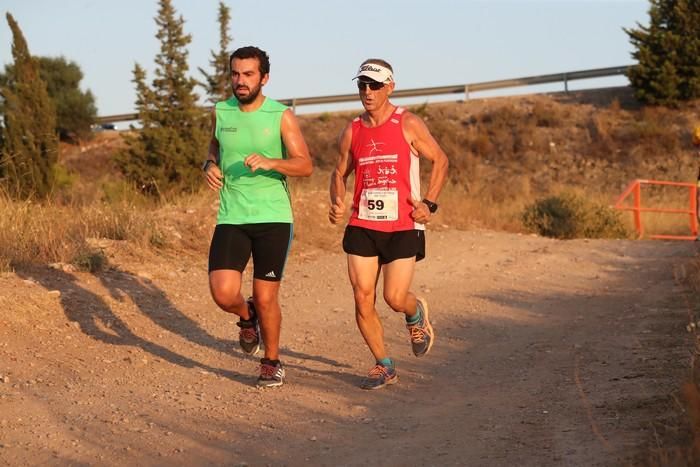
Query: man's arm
328 122 354 224
402 112 449 223
204 109 224 191
244 109 313 177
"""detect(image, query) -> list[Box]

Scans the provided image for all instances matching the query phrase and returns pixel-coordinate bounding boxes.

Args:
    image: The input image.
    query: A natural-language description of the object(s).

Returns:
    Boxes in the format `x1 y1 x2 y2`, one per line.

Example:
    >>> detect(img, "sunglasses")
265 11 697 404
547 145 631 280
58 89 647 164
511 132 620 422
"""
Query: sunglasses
356 80 385 91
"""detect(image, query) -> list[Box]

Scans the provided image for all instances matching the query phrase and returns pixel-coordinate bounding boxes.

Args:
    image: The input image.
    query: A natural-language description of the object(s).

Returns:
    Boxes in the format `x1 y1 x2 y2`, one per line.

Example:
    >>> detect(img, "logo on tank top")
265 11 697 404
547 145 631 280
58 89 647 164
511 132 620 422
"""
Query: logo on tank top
221 127 237 133
366 139 385 155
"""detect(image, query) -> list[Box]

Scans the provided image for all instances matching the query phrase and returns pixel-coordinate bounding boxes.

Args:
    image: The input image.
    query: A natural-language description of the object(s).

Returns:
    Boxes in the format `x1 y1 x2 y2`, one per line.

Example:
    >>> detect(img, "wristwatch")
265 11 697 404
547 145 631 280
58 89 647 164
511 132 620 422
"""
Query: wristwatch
202 159 215 172
421 198 438 214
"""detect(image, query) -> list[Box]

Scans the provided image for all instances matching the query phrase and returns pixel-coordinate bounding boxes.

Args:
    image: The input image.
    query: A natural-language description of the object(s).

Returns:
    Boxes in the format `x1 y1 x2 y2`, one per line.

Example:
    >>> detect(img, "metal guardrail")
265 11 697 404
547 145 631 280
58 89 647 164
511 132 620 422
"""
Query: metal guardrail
95 65 632 124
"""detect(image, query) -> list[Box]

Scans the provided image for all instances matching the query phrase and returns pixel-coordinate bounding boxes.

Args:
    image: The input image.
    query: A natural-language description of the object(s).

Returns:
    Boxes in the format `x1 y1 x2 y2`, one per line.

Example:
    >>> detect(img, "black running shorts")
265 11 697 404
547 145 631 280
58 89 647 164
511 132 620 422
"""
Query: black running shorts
208 223 293 281
342 226 425 264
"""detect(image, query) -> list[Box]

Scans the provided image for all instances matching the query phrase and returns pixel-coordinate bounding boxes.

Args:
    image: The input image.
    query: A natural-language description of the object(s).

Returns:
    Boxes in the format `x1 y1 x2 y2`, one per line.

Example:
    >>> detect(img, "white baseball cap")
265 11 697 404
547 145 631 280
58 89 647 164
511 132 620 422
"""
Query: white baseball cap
353 62 394 83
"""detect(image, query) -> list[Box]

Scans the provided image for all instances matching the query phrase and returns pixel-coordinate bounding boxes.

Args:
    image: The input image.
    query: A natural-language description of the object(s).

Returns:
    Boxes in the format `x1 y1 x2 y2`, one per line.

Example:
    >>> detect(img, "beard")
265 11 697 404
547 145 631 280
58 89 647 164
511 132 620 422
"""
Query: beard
233 82 262 104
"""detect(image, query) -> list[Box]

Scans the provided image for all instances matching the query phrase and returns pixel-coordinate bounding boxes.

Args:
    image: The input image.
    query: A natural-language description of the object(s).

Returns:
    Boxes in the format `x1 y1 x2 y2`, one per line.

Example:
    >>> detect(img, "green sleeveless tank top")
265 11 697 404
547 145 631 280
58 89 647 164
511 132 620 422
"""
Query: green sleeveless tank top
215 97 293 224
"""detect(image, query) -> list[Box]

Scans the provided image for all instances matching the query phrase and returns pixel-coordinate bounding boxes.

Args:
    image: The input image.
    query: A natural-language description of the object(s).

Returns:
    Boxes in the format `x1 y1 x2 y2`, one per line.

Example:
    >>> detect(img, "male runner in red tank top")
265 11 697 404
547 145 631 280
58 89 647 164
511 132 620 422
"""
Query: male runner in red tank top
329 58 449 389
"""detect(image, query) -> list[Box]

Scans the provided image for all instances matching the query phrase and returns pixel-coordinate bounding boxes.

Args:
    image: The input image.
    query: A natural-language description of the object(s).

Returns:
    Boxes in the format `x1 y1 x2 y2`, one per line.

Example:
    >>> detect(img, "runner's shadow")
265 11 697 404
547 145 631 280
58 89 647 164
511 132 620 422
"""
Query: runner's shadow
282 362 360 388
96 266 235 353
282 348 352 369
102 266 352 369
16 266 247 382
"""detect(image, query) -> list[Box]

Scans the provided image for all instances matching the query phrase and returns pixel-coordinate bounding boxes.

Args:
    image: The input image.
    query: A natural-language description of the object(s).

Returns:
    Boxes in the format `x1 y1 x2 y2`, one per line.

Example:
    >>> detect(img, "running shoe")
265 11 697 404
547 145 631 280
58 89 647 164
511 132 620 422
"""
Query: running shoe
236 298 260 355
257 358 285 388
407 297 434 357
360 363 398 390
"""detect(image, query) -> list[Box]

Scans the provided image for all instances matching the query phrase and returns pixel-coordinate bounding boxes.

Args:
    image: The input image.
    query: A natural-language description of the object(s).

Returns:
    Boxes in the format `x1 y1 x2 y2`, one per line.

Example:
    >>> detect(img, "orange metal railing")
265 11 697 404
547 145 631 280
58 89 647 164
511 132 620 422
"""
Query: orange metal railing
614 179 698 240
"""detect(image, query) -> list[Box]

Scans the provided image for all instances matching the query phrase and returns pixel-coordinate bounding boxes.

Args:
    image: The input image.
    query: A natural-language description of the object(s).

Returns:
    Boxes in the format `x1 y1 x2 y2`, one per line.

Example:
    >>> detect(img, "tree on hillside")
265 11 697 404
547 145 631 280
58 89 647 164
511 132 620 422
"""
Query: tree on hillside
198 1 233 104
0 13 58 199
116 0 209 195
625 0 700 105
1 56 97 141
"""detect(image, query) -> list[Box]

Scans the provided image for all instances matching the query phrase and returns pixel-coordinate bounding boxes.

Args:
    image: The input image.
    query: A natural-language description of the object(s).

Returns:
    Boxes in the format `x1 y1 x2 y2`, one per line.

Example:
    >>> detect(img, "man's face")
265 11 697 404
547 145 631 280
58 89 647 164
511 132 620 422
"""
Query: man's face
231 57 268 104
357 78 394 111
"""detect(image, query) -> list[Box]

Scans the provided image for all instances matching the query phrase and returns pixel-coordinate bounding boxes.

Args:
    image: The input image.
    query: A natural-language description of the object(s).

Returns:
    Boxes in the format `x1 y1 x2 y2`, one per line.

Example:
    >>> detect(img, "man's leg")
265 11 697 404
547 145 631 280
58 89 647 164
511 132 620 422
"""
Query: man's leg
383 257 434 357
381 257 417 318
348 254 398 389
210 269 259 355
252 278 286 388
347 254 385 360
209 269 251 319
208 224 253 320
251 278 282 361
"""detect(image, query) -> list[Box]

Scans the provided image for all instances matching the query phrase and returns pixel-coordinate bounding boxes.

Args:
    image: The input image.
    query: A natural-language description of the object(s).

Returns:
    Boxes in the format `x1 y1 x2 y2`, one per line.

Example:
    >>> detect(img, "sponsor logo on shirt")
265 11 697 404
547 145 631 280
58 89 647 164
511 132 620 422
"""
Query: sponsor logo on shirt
366 139 385 155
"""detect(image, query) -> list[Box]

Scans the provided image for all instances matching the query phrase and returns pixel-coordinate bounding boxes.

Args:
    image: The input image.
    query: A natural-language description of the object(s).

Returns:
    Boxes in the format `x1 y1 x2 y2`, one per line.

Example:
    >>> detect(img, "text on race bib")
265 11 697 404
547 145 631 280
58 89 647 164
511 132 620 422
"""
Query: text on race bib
358 189 398 221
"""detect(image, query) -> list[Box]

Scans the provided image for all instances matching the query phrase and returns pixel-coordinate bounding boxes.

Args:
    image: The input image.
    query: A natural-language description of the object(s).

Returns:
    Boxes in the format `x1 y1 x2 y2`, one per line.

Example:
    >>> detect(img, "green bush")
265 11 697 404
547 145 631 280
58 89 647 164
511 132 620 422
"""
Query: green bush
71 247 107 272
522 192 629 239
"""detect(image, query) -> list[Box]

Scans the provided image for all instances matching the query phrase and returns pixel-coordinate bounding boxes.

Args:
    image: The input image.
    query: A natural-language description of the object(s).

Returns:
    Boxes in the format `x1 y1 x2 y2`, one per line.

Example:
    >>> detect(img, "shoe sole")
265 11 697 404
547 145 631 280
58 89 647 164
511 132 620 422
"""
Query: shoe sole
361 374 399 390
416 297 434 357
242 342 260 356
256 380 283 388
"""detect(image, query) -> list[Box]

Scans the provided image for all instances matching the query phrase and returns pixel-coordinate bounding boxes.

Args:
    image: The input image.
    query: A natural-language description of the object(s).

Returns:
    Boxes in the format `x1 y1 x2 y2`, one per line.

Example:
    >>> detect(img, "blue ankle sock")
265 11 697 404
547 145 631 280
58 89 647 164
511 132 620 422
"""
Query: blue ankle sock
378 357 394 368
406 307 422 325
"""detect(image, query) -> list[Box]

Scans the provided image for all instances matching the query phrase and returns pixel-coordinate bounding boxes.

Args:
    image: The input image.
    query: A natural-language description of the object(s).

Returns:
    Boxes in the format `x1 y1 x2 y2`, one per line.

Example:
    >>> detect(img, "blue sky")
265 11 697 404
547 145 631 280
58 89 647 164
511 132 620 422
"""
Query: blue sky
1 0 649 117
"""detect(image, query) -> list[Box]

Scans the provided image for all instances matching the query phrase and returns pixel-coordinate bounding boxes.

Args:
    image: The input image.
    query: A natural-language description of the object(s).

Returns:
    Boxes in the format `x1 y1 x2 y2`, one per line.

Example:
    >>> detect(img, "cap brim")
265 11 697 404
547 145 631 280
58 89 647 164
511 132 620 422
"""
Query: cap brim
352 69 393 83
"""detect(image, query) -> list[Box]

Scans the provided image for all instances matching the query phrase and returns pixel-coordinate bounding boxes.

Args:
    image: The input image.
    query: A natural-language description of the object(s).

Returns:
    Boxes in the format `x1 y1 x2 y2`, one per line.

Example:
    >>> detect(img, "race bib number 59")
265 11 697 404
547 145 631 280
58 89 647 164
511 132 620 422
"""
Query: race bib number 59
358 189 398 221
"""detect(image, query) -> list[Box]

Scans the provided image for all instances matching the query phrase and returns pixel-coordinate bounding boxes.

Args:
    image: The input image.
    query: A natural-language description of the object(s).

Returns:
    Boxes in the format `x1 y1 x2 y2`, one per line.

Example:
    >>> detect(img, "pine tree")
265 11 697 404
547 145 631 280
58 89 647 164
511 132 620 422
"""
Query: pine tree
198 2 233 104
674 0 700 99
0 13 58 199
625 0 700 105
116 0 209 195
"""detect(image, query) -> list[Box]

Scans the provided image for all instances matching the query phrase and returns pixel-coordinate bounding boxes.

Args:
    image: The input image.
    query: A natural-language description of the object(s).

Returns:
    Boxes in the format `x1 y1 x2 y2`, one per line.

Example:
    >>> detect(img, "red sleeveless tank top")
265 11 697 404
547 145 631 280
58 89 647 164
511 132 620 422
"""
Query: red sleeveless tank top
348 107 423 232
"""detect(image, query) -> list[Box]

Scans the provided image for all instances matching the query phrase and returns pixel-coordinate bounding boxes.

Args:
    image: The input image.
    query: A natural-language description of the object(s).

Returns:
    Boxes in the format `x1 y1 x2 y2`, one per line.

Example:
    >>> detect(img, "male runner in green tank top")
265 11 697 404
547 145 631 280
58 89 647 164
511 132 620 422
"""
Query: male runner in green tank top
203 46 313 387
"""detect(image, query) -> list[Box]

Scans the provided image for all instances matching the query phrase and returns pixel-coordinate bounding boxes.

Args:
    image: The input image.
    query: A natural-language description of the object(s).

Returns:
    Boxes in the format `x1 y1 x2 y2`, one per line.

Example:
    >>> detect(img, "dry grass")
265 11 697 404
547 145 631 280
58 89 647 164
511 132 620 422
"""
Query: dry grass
0 193 166 272
4 90 700 271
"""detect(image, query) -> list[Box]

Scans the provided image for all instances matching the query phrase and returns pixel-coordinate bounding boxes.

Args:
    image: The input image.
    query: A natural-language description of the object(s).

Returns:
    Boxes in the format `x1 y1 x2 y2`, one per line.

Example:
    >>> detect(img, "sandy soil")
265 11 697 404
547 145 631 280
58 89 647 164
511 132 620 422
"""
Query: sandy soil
0 229 697 466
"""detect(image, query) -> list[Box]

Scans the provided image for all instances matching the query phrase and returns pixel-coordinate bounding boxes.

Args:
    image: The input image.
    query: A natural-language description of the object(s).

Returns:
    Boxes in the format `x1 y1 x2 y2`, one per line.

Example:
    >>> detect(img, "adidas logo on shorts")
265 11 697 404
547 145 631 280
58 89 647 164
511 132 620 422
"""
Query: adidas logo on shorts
265 271 276 278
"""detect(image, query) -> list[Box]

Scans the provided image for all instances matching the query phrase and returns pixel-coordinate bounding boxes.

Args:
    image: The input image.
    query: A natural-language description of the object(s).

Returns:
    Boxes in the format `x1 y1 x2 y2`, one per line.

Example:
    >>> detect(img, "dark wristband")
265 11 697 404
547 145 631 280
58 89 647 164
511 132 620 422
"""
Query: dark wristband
421 198 438 214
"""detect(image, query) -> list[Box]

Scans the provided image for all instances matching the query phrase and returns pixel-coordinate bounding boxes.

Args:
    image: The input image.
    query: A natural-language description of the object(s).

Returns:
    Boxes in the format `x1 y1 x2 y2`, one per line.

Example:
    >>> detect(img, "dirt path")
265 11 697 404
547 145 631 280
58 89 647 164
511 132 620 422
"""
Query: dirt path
0 230 696 466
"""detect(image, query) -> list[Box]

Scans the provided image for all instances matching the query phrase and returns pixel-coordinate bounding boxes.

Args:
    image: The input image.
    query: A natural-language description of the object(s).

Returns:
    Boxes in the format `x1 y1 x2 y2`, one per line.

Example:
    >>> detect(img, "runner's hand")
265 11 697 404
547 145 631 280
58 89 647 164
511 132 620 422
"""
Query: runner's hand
244 153 274 172
204 163 223 191
329 196 345 224
410 198 431 224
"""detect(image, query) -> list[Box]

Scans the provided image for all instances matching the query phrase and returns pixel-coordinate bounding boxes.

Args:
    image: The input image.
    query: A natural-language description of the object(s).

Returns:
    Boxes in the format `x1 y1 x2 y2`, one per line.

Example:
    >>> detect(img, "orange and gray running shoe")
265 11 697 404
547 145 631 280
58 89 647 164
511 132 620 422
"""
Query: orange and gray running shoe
236 298 260 355
257 358 285 388
407 297 434 357
360 363 398 390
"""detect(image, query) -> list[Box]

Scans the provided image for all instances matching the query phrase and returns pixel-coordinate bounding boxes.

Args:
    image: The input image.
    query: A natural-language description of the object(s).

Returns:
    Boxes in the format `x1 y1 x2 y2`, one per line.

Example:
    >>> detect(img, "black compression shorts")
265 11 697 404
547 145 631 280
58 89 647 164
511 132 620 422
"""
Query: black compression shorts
208 223 293 281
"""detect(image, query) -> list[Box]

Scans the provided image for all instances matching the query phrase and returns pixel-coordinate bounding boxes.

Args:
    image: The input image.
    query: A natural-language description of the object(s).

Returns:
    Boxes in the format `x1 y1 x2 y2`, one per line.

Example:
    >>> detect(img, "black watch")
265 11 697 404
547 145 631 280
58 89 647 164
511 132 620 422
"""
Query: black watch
202 159 215 172
421 198 438 214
